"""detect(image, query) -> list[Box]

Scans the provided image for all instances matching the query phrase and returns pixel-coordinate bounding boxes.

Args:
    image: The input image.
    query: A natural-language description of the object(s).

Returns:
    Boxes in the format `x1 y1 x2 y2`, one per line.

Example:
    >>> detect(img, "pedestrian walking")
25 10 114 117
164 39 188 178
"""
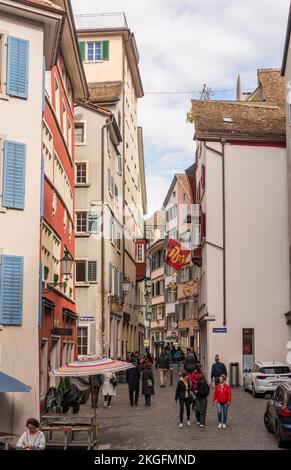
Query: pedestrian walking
126 361 141 407
174 347 185 376
155 349 170 387
90 374 102 409
211 354 227 386
195 375 210 427
184 348 198 374
175 371 191 428
142 362 155 406
16 418 46 450
213 374 232 428
102 372 117 408
170 345 177 362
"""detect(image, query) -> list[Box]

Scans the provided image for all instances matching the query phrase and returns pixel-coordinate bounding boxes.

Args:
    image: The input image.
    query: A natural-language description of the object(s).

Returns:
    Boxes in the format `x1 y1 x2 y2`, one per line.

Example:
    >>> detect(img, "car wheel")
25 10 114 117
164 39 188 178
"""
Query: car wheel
252 384 260 398
264 412 274 434
276 424 287 449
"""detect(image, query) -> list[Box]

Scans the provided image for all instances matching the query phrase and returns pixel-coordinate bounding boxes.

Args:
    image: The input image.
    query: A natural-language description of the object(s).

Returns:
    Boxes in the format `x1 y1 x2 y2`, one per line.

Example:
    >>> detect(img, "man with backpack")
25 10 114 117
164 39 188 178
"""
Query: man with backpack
211 354 227 386
194 375 210 427
174 347 185 376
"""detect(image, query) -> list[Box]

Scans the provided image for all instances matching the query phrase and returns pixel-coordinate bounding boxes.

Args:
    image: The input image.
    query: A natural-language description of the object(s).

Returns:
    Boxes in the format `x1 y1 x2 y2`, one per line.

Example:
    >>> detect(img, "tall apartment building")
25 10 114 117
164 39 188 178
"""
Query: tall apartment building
191 69 290 381
146 211 166 356
0 0 64 434
40 0 87 409
75 13 147 358
163 174 199 352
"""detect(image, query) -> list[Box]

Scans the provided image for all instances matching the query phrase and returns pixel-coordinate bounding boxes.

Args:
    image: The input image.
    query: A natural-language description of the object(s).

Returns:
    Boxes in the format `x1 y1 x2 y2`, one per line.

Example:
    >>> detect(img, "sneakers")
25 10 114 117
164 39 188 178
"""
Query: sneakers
200 424 205 428
178 423 183 428
187 421 191 426
222 424 226 428
218 423 222 429
196 422 200 425
107 405 111 408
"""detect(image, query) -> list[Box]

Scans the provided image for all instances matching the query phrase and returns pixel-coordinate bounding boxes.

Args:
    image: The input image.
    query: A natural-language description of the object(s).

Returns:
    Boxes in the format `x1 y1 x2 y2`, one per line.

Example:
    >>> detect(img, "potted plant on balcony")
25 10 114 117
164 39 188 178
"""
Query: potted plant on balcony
54 274 59 284
44 266 49 281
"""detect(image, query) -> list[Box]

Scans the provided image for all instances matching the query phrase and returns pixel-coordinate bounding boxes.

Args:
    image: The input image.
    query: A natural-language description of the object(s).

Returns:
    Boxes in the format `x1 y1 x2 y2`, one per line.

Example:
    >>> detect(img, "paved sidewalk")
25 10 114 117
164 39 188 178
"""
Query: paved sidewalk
83 370 281 450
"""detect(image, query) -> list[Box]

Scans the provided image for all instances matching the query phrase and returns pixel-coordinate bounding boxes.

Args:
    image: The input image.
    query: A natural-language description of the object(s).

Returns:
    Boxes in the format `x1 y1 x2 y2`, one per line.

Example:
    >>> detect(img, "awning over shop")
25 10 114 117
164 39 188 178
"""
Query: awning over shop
50 355 133 377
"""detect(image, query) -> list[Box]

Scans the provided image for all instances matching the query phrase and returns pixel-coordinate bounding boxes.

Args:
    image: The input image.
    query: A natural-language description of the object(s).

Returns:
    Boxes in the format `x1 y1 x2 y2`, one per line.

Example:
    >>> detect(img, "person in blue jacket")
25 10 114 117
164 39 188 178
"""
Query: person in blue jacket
211 355 227 386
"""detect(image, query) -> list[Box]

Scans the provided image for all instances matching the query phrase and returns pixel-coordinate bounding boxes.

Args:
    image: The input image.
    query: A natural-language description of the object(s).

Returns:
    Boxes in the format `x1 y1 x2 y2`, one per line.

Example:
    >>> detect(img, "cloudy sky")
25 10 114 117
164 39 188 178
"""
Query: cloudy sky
71 0 290 216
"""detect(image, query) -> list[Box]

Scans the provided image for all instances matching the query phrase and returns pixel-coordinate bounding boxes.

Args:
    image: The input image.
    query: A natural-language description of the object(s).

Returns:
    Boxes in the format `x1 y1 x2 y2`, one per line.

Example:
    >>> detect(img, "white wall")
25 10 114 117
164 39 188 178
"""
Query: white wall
202 142 291 380
0 13 44 433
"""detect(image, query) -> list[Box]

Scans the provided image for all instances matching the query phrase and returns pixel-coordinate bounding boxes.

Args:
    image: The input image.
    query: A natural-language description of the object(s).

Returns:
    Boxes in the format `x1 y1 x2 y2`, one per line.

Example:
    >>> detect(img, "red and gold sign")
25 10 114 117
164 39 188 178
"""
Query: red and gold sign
166 239 190 272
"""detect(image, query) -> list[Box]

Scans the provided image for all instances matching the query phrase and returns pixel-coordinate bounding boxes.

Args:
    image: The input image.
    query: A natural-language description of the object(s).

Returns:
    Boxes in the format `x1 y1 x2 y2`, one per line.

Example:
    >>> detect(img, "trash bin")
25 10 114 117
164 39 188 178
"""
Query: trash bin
229 362 240 387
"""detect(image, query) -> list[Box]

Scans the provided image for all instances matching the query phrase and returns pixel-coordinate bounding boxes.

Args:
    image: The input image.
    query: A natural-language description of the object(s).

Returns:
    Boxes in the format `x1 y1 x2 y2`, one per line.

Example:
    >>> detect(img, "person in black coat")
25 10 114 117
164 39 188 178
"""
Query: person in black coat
155 350 170 387
184 348 198 374
126 362 141 407
195 374 210 427
142 362 155 406
175 371 191 428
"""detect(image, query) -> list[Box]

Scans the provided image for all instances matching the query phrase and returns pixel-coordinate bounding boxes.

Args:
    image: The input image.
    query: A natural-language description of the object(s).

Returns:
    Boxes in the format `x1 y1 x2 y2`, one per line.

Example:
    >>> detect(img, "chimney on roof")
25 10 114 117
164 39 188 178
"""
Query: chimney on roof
236 74 242 101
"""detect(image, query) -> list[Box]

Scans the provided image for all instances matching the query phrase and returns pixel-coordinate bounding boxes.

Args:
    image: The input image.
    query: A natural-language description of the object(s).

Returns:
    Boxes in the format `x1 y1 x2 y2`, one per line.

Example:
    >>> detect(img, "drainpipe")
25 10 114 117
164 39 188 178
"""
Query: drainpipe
101 116 114 356
204 141 226 326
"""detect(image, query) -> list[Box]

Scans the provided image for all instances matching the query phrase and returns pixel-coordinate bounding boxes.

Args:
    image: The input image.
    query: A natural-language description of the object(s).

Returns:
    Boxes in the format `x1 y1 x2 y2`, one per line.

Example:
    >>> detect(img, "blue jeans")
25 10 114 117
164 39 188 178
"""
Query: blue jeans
216 402 229 424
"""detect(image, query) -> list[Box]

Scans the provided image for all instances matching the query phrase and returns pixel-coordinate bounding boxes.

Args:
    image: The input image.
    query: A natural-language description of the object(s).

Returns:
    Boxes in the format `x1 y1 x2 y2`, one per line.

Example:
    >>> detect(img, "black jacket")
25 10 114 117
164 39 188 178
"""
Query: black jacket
184 353 198 372
126 366 141 392
175 378 191 401
211 362 227 379
155 354 170 370
142 369 155 395
195 382 210 399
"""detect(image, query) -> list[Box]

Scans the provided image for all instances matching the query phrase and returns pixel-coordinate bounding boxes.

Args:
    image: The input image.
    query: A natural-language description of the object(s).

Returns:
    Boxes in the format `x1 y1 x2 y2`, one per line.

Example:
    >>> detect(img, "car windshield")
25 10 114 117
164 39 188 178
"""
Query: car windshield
259 367 290 374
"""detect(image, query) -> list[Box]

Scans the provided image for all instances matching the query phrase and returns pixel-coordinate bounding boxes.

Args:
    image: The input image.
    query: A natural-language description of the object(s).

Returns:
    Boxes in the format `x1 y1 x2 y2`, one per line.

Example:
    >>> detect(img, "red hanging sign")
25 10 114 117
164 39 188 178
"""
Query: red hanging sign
165 239 190 271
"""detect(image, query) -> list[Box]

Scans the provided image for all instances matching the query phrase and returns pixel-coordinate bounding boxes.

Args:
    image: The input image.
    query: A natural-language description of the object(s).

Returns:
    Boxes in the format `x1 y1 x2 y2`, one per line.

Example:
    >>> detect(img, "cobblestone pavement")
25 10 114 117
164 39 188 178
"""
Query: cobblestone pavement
82 369 284 450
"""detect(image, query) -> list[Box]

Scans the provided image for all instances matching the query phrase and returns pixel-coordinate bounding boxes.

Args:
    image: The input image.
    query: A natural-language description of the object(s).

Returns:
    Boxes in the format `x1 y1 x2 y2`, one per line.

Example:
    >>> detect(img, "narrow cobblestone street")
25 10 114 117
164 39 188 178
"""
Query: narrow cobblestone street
85 370 282 450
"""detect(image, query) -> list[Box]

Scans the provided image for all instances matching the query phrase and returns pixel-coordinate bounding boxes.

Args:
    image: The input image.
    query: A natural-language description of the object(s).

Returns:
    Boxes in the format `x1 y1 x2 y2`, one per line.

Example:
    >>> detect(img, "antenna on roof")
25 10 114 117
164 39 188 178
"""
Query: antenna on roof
200 84 215 100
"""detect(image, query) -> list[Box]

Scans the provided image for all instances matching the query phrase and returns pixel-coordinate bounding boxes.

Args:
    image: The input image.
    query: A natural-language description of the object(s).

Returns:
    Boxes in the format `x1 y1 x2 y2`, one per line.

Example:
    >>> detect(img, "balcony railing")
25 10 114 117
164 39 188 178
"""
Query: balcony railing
74 13 128 31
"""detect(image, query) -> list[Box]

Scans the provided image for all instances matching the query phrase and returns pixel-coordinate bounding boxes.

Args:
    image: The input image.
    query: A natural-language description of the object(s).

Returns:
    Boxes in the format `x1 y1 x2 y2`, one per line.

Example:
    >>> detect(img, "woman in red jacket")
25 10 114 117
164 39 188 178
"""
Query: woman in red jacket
213 374 231 428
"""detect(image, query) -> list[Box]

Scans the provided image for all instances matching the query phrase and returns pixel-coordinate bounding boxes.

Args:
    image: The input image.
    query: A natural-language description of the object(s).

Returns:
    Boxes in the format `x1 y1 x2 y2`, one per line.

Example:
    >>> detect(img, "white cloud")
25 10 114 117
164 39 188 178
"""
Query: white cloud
71 0 290 216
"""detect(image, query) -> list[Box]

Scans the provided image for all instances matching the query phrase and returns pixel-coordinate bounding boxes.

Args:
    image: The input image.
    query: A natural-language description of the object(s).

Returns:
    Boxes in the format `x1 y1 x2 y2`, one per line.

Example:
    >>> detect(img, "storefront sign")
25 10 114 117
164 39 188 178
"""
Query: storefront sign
165 239 190 271
213 328 227 333
51 328 73 336
144 339 150 348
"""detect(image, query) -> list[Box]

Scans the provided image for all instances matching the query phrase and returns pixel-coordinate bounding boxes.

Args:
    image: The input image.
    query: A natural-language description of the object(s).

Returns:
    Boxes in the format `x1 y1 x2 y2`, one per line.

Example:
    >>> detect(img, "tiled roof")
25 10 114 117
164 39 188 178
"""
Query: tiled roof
191 101 285 139
20 0 63 11
191 68 286 140
89 82 123 103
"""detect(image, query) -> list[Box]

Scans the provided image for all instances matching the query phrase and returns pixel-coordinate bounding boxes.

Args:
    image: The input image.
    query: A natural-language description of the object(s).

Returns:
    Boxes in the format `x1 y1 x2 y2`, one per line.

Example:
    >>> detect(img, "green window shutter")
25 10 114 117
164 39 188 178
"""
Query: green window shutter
79 41 85 61
102 41 109 61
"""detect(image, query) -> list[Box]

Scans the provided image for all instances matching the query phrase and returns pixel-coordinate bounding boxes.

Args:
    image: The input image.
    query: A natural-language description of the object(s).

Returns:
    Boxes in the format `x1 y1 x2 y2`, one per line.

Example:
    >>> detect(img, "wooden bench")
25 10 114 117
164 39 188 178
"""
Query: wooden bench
41 424 97 450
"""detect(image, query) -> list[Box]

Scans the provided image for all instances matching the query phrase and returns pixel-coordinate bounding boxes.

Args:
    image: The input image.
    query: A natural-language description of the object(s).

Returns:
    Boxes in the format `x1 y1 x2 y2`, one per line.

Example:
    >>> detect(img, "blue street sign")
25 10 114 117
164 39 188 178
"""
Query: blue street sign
213 328 227 333
79 316 95 322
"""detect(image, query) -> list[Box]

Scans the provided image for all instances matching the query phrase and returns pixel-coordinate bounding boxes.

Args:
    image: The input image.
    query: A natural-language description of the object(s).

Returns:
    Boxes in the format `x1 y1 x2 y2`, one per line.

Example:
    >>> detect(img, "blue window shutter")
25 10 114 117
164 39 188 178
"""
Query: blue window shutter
42 56 46 113
3 141 26 209
0 255 24 325
7 36 29 99
40 157 44 217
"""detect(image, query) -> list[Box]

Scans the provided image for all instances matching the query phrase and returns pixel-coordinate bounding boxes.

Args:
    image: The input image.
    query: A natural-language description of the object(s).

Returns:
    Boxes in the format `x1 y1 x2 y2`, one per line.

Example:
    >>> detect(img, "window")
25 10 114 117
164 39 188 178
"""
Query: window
76 260 98 283
54 78 60 121
87 261 97 283
117 154 122 175
114 184 119 206
75 122 85 144
136 244 144 263
76 212 87 233
86 41 109 61
62 103 67 141
77 327 88 356
76 211 100 234
6 36 29 99
75 162 88 184
0 255 24 325
68 120 72 155
116 229 121 251
3 141 26 210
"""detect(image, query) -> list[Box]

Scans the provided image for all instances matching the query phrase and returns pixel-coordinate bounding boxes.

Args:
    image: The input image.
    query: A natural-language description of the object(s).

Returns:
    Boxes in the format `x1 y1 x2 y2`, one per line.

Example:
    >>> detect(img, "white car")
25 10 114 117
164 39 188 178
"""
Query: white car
243 361 291 398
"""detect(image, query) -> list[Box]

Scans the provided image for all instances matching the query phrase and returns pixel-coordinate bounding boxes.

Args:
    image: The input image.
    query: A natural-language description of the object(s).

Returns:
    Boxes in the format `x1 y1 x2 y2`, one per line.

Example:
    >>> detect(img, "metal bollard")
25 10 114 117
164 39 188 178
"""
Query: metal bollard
170 363 173 386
